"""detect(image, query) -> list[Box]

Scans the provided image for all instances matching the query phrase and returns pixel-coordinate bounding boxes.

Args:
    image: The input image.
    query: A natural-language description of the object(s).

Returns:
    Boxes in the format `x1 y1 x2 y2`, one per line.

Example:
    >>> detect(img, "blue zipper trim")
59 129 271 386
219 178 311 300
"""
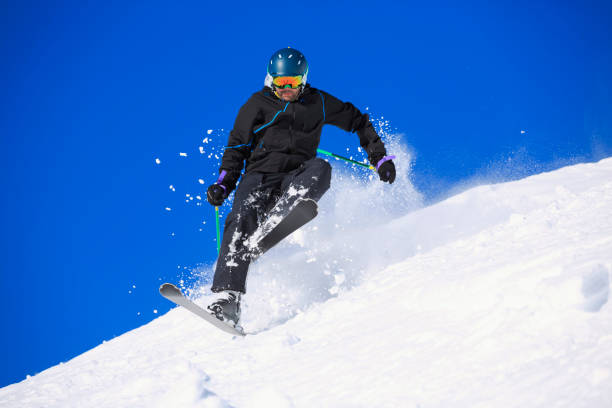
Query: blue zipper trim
317 90 326 122
224 142 251 149
254 102 290 134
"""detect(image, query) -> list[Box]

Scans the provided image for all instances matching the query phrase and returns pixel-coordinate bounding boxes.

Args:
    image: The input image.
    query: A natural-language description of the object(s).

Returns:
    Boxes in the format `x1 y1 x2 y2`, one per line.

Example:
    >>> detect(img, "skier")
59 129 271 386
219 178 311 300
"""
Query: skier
206 47 396 326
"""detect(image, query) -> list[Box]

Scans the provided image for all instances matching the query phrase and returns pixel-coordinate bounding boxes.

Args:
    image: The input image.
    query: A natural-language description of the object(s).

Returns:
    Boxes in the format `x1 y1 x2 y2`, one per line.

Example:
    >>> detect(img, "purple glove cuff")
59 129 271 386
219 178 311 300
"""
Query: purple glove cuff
376 155 396 171
216 170 227 184
216 171 227 192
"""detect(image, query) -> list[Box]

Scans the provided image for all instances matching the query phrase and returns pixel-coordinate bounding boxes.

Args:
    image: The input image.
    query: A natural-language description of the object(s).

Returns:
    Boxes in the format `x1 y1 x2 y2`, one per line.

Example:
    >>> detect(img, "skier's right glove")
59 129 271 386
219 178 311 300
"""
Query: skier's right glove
207 183 228 206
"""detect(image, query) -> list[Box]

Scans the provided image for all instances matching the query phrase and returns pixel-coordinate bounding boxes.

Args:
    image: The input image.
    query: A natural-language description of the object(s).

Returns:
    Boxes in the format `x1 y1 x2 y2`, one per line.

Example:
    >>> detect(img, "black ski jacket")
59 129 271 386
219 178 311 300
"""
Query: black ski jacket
218 84 388 192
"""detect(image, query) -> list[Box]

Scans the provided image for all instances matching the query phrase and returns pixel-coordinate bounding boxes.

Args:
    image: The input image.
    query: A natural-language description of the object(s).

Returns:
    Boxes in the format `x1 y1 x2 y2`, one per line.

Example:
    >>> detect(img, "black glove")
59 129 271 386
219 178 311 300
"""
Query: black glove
207 183 227 206
378 160 396 184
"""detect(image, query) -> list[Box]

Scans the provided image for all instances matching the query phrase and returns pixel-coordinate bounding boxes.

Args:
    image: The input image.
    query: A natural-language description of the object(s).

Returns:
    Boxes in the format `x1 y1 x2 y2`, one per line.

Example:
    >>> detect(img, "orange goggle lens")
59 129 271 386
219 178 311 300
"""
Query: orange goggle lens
272 76 303 89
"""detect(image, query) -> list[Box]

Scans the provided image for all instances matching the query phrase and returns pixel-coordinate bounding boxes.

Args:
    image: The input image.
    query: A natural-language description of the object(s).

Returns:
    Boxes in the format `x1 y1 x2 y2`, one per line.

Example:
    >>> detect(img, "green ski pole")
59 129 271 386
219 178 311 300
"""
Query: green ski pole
215 206 221 254
316 148 376 171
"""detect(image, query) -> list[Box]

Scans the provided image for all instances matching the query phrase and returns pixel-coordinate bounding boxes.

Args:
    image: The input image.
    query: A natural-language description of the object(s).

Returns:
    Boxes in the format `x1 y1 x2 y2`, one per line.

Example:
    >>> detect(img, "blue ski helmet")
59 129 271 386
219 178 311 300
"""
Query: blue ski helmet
265 47 309 88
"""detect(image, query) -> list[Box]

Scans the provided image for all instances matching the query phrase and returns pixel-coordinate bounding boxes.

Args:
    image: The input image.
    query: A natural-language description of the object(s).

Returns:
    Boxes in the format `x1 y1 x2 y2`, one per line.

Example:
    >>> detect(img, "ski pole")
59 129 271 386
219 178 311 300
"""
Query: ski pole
215 206 221 254
316 148 375 171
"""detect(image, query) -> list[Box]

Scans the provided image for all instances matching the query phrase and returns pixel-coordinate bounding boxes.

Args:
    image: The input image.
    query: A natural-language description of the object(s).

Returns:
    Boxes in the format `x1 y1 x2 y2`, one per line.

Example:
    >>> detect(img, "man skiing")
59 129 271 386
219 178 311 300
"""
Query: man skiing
206 47 396 327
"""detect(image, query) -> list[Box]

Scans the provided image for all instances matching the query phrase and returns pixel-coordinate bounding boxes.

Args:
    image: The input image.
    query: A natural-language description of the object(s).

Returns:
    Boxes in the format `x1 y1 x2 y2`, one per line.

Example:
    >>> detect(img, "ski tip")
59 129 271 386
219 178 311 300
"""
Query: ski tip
302 198 318 209
159 282 181 296
299 198 318 217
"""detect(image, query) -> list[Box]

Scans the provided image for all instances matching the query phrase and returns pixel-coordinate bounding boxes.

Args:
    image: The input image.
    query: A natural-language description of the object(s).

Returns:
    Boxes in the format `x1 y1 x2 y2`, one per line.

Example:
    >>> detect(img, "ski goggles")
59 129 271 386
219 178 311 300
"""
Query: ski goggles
272 75 304 89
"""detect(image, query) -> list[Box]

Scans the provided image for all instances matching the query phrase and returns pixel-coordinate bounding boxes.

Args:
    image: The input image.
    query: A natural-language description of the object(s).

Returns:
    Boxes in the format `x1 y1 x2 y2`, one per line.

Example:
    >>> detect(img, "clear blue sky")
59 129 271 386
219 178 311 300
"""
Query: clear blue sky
1 0 611 387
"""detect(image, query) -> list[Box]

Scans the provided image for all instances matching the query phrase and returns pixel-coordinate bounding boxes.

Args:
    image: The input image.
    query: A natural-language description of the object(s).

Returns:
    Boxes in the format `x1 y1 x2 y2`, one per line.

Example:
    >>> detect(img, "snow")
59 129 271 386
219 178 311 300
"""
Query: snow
2 157 612 407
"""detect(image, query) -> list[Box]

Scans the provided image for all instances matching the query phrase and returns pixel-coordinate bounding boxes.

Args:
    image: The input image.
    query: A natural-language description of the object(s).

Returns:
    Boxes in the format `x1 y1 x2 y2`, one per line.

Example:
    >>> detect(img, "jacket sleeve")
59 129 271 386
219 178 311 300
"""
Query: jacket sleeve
319 90 388 166
218 95 262 192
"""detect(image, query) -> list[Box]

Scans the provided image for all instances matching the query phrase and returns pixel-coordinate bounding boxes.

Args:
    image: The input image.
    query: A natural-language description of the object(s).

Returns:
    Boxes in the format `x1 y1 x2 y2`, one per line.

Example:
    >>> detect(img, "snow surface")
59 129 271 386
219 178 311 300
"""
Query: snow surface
2 156 612 408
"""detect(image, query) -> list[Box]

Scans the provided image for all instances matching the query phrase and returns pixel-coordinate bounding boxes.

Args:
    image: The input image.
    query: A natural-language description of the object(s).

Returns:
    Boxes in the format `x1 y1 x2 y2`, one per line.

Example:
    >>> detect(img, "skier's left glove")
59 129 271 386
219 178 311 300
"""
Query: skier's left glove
376 156 396 184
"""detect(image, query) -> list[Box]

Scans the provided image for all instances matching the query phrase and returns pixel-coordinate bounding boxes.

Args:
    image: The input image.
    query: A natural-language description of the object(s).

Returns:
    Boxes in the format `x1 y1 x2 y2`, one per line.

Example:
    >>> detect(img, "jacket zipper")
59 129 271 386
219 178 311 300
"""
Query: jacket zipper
289 102 295 153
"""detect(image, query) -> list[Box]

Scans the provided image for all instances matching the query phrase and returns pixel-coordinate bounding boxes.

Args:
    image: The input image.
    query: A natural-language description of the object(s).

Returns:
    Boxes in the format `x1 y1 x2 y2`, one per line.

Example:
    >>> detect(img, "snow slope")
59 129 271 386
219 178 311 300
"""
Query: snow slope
2 157 612 408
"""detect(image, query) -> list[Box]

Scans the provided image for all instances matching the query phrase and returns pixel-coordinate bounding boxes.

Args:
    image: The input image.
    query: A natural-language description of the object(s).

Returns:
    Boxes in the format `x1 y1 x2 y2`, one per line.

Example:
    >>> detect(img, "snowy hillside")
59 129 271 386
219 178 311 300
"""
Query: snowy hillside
2 157 612 408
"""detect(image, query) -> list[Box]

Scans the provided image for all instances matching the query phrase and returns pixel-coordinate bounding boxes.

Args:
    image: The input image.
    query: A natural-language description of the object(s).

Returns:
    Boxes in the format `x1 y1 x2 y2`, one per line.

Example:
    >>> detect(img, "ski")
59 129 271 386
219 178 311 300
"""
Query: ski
159 283 246 337
253 198 318 259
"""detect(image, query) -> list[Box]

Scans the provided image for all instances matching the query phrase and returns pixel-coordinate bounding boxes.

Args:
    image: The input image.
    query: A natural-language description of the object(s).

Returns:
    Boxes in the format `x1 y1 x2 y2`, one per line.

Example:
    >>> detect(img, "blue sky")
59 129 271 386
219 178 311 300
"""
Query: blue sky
1 0 611 387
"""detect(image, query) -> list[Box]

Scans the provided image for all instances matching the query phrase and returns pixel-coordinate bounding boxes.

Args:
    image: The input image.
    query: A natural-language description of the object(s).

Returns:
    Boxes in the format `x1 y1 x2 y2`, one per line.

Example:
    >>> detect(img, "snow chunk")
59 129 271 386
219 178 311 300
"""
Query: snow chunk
334 273 346 285
581 264 610 312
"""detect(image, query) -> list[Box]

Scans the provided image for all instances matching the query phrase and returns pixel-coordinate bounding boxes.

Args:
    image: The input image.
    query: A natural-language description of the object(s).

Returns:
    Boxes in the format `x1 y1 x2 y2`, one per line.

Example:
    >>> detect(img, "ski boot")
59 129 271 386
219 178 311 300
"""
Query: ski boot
207 290 241 327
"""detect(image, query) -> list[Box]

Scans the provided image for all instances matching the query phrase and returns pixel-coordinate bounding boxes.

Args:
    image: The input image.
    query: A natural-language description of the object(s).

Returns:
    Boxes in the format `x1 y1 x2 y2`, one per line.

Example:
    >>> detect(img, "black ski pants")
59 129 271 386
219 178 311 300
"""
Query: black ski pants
212 158 332 293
